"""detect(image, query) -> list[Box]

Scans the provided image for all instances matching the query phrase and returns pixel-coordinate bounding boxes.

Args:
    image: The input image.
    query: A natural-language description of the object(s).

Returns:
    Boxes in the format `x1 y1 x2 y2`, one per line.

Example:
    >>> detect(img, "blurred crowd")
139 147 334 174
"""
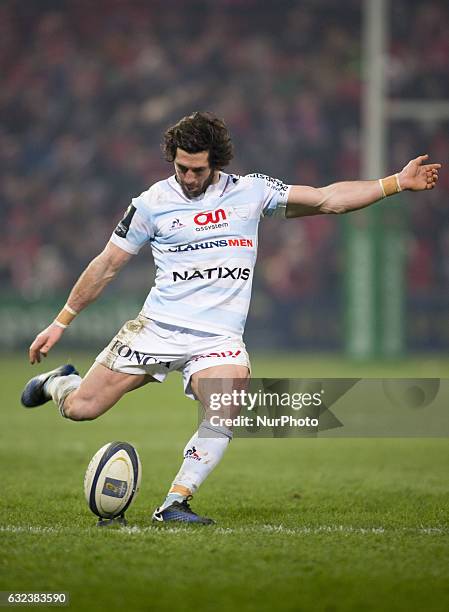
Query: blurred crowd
1 0 448 347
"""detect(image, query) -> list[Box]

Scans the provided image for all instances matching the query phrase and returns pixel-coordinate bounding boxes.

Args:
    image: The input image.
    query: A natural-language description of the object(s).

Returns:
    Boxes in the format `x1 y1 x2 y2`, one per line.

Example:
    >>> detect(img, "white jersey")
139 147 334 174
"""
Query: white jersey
110 172 291 336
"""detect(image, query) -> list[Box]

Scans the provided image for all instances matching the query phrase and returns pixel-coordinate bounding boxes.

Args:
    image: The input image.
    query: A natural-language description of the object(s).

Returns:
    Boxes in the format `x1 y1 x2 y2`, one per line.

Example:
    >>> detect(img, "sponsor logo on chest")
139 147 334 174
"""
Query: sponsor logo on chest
173 267 251 282
193 208 229 231
166 204 253 236
168 238 254 253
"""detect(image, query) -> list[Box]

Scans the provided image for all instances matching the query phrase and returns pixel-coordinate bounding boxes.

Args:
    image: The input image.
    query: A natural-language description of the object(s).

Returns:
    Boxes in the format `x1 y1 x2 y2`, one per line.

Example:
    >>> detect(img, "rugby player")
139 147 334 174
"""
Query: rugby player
21 112 441 524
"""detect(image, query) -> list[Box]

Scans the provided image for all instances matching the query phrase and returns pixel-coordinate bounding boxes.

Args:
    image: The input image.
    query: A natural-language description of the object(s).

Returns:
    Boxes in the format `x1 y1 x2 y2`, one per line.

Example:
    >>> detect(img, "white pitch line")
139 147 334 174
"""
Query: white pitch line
0 526 62 534
1 525 448 535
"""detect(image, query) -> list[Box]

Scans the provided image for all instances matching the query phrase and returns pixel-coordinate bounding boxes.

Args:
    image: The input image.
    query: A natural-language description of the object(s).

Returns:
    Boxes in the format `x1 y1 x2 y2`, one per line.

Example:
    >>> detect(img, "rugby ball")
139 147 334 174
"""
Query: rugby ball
84 441 142 519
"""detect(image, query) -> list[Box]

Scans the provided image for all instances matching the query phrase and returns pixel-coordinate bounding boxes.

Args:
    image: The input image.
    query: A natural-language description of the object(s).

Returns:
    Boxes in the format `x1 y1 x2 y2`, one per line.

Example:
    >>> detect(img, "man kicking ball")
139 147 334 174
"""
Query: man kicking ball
21 111 441 524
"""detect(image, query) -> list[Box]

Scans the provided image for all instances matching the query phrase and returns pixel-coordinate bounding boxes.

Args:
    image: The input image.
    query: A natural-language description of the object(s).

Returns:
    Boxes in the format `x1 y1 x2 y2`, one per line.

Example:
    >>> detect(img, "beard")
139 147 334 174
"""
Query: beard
177 169 216 199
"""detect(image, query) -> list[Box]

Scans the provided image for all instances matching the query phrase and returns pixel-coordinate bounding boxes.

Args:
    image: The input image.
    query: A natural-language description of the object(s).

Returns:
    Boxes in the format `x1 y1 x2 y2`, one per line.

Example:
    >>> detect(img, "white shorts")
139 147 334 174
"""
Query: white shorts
95 313 250 400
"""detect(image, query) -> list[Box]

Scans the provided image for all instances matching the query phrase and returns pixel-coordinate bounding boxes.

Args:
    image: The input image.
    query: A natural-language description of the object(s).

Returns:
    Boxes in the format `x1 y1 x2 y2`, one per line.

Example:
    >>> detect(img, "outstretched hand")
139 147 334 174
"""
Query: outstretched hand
398 154 441 191
29 323 65 364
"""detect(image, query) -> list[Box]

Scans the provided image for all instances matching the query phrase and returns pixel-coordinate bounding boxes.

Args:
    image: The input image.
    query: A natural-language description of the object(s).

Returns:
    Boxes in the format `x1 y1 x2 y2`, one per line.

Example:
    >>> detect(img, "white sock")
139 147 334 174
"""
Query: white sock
161 492 185 508
44 374 82 417
159 420 232 510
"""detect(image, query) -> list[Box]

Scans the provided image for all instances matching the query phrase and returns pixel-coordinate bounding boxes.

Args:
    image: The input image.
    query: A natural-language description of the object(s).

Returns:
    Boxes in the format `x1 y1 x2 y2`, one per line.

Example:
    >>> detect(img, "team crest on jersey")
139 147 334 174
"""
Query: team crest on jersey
232 204 250 220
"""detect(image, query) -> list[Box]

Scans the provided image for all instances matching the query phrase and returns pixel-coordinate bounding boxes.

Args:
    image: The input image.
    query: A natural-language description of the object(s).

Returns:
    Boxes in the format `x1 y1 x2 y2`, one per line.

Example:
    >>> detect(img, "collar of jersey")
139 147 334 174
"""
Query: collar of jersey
168 172 230 202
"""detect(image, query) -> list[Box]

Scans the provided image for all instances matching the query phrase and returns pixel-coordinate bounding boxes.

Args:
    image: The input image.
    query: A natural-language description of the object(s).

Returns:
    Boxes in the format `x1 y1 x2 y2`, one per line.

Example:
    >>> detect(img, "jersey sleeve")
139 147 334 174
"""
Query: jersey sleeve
109 191 155 254
246 173 292 218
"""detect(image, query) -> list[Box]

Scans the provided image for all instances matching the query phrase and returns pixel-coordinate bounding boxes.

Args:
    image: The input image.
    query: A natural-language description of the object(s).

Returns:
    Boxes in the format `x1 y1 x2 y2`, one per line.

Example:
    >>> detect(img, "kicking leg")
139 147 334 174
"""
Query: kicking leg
61 363 155 420
22 362 156 421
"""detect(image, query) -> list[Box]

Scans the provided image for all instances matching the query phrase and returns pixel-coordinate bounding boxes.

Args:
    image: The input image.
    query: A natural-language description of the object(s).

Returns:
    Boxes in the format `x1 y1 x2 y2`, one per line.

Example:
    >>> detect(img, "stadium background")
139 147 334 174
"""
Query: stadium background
1 0 448 354
1 1 449 612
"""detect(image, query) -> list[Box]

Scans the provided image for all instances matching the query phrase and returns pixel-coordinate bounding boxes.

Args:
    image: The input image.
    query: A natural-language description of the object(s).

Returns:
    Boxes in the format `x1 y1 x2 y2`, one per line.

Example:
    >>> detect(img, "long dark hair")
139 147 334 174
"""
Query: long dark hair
162 111 234 169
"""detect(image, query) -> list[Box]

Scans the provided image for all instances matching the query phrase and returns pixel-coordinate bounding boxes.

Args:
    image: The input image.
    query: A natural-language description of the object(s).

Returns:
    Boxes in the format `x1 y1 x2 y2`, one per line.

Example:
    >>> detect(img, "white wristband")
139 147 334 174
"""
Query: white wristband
53 320 68 329
64 304 78 316
395 173 402 192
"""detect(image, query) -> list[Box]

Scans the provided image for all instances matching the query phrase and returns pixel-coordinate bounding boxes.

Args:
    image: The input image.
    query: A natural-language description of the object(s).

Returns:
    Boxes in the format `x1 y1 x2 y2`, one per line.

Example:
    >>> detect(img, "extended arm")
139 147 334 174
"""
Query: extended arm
29 242 133 364
286 154 441 218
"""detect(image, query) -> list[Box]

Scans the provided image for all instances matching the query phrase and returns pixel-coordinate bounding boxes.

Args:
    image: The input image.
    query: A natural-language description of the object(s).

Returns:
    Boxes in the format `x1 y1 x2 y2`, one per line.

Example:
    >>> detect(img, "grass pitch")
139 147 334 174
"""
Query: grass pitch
1 353 449 612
